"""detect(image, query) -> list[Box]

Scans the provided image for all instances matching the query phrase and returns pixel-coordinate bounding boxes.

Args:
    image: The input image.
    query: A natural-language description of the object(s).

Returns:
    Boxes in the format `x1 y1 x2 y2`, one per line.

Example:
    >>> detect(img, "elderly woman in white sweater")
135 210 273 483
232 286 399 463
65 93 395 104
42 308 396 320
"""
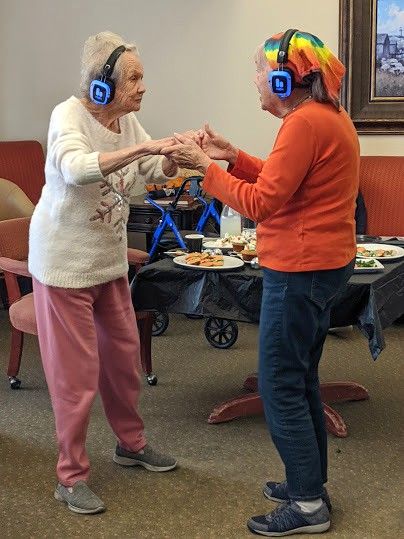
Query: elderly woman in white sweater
28 31 178 515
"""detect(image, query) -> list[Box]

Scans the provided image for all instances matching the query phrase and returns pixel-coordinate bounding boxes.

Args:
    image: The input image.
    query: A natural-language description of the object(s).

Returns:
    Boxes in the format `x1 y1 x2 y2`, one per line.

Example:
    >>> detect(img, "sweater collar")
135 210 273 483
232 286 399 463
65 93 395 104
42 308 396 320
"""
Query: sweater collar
70 96 126 142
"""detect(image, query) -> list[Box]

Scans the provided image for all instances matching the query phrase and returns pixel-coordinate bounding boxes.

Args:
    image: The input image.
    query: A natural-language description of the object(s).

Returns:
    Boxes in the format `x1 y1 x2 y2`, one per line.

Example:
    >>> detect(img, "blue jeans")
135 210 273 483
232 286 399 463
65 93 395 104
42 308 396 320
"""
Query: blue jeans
258 260 355 501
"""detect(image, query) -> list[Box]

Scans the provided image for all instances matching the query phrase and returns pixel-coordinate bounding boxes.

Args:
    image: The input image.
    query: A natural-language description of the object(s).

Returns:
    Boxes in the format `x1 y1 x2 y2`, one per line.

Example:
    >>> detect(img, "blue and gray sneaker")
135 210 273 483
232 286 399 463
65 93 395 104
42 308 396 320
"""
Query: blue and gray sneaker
247 501 330 536
263 481 332 512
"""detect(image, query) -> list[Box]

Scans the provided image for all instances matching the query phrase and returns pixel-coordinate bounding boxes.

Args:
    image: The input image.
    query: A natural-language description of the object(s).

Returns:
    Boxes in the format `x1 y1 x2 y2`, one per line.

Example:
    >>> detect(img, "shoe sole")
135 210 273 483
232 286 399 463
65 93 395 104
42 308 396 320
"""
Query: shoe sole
54 490 105 514
113 454 177 472
247 521 330 536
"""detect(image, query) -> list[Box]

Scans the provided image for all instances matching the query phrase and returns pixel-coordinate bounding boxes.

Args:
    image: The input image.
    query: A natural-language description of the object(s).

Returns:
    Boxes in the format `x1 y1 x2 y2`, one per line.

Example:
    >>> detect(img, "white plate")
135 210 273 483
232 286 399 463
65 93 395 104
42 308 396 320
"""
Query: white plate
230 254 258 265
354 258 384 273
356 243 404 261
173 255 244 271
203 240 234 251
164 249 187 258
379 236 404 241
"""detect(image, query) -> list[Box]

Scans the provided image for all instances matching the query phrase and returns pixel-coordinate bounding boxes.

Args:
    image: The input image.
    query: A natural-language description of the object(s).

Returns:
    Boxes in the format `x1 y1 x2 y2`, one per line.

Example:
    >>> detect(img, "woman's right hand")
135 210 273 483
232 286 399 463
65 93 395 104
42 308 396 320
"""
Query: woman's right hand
141 137 176 156
198 124 238 164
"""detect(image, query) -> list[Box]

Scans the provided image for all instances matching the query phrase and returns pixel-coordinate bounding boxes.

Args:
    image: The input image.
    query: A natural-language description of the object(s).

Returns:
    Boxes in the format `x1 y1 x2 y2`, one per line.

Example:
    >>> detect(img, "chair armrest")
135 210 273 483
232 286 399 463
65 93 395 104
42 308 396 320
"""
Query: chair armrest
127 248 149 266
0 257 31 277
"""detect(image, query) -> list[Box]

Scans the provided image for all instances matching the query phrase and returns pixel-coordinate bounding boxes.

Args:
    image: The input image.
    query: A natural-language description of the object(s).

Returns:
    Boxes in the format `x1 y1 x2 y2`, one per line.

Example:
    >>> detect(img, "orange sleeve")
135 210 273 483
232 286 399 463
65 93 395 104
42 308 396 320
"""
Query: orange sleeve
202 115 315 222
227 150 265 183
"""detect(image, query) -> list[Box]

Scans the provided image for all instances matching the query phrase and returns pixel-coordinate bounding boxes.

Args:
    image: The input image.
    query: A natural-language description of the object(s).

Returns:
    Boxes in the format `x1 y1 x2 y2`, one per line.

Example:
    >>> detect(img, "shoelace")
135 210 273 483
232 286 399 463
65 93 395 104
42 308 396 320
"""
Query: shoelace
265 502 301 530
265 502 289 522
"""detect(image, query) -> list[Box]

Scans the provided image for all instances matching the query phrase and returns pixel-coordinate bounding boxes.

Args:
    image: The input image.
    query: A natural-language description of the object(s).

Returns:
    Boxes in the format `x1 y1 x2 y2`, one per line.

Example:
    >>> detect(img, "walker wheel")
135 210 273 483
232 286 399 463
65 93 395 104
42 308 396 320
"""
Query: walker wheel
204 318 238 349
147 374 158 386
152 312 169 336
9 376 22 389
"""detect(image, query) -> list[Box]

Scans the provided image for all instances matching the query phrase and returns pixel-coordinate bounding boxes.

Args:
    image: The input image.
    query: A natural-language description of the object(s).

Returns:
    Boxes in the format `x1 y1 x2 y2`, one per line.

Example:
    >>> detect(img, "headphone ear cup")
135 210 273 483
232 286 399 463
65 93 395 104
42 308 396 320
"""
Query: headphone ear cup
89 78 115 105
268 68 294 99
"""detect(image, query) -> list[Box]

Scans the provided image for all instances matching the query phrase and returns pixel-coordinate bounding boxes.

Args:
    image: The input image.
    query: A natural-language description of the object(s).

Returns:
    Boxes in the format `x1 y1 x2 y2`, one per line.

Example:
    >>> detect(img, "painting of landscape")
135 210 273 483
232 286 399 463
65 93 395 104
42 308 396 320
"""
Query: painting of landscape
374 0 404 97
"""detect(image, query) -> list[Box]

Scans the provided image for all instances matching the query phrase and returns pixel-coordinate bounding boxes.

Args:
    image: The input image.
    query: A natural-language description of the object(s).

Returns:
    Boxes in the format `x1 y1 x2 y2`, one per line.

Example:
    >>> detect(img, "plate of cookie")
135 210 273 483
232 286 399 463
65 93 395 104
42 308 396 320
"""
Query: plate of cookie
173 252 244 271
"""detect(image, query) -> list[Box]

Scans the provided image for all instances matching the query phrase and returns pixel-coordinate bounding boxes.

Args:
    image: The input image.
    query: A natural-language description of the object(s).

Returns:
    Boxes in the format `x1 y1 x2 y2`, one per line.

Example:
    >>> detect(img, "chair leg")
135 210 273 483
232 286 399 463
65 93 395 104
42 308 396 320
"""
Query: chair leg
7 326 24 377
0 275 9 309
137 313 156 384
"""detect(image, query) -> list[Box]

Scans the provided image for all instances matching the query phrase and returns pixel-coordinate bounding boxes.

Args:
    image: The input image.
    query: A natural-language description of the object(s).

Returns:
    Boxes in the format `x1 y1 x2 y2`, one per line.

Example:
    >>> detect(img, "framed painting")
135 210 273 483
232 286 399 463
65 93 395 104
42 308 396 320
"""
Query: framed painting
339 0 404 134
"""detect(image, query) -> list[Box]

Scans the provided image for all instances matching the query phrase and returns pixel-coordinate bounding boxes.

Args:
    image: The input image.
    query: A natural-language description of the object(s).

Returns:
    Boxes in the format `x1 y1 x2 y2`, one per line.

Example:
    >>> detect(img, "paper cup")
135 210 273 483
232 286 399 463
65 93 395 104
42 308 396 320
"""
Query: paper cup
184 234 204 252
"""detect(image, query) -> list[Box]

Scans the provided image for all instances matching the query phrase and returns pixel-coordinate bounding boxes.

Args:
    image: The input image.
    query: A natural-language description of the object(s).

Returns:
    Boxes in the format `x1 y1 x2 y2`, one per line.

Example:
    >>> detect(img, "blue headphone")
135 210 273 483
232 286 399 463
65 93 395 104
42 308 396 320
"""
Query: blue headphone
89 45 126 105
268 28 301 99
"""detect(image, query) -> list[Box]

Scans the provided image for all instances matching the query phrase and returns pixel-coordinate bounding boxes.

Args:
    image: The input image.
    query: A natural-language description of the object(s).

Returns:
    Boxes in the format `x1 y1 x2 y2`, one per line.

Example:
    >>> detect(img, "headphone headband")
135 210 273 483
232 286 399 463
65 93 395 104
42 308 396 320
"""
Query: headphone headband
101 45 126 80
276 29 298 65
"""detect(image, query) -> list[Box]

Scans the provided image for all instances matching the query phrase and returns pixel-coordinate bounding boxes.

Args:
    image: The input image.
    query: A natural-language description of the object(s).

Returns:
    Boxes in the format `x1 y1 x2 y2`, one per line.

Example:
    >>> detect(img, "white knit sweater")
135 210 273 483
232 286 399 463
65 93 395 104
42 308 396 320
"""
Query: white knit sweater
29 96 170 288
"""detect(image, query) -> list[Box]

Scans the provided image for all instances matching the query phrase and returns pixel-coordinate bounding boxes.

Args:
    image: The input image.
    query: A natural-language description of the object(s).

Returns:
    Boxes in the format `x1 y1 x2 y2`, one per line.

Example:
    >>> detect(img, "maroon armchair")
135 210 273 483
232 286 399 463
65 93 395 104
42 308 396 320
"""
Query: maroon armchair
0 217 155 389
0 141 45 204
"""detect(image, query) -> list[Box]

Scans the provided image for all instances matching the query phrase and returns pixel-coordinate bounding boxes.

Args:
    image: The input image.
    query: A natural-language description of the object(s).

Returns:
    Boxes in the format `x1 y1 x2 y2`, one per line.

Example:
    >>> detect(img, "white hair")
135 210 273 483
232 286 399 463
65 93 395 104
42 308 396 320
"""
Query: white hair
254 43 268 70
80 31 138 97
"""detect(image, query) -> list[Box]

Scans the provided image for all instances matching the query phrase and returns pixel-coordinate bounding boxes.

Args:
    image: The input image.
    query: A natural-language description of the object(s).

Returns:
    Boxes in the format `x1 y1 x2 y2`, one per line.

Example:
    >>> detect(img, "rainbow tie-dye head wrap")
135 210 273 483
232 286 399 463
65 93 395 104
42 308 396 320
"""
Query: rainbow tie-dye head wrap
264 31 345 103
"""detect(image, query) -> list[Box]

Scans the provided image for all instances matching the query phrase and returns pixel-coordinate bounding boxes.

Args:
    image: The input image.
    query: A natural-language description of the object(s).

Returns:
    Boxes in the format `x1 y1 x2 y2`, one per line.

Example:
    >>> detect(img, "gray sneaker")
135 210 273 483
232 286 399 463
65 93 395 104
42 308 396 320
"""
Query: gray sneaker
264 480 332 512
247 501 330 536
113 444 177 472
54 481 105 514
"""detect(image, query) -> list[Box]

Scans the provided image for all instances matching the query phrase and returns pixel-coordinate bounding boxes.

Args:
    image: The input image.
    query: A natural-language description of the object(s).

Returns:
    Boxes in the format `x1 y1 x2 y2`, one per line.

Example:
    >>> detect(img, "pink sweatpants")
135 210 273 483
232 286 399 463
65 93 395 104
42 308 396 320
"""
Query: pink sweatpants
33 276 146 486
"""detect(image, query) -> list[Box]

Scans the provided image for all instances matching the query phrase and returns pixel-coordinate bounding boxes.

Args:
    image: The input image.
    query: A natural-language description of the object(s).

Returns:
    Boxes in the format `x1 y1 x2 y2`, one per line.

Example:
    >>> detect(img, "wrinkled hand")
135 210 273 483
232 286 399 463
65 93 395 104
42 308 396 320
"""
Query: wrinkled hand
161 155 178 177
141 136 176 156
178 130 203 147
197 124 237 163
160 133 212 173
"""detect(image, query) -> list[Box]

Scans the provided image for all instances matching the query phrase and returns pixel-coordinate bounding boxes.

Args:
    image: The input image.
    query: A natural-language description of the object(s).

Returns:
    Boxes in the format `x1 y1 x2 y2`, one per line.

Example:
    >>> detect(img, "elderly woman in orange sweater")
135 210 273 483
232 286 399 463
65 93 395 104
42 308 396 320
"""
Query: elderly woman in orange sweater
162 30 359 536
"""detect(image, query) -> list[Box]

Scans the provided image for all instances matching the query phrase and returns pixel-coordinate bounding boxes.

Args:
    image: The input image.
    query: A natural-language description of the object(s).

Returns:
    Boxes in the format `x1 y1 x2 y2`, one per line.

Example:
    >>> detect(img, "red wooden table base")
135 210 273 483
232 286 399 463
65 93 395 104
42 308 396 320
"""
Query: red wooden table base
208 374 369 438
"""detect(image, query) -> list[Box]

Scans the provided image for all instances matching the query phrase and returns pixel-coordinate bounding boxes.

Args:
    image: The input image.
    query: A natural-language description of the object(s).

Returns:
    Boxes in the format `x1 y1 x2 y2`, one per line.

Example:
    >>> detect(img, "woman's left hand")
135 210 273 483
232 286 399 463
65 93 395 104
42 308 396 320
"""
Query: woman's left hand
161 133 212 173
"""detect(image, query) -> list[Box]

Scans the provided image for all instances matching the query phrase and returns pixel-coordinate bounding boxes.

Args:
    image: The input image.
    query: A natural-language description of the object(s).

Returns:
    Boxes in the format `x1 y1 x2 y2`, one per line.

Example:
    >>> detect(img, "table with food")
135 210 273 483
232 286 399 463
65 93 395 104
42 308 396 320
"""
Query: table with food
134 236 404 353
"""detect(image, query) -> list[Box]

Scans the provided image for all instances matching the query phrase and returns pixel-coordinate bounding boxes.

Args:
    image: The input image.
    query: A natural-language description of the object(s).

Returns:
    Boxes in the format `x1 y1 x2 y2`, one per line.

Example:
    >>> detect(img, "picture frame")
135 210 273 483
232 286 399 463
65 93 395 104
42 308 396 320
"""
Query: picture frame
339 0 404 134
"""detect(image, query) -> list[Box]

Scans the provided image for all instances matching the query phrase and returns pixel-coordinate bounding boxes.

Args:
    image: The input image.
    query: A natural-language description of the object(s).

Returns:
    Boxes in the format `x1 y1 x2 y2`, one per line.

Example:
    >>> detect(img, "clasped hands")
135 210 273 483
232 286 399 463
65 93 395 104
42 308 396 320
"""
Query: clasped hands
142 125 238 174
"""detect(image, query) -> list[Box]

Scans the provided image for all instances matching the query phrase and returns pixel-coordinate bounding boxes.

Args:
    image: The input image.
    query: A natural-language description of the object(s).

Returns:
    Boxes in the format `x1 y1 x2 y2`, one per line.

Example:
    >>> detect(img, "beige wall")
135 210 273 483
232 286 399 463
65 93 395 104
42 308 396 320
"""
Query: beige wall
0 0 402 156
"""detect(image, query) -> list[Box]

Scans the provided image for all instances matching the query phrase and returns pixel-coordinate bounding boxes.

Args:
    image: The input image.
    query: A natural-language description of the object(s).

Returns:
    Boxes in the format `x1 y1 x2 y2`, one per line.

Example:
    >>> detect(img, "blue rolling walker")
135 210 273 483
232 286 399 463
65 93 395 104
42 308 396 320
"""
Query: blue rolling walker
146 177 239 350
146 176 220 259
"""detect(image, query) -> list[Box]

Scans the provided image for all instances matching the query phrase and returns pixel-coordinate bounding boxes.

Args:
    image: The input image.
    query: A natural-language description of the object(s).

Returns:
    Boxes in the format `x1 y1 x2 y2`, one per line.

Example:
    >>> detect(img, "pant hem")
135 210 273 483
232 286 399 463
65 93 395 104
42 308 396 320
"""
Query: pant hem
58 477 89 487
290 493 324 501
118 439 147 453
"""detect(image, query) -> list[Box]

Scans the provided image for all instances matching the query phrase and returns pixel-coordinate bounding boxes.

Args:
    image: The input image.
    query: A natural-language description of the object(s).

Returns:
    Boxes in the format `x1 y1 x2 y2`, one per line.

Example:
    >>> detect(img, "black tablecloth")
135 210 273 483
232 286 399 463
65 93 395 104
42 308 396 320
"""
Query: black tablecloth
132 258 404 359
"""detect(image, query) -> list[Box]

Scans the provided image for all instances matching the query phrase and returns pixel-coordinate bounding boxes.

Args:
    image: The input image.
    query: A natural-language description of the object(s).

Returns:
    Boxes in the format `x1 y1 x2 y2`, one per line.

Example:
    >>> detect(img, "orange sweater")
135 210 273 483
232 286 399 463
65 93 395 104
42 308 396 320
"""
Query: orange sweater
203 101 360 271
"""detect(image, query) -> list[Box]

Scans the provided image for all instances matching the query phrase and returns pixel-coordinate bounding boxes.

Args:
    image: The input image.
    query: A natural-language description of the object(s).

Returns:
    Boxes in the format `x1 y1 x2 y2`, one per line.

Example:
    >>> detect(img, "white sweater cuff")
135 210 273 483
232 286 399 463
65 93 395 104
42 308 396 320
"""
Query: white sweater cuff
86 152 104 182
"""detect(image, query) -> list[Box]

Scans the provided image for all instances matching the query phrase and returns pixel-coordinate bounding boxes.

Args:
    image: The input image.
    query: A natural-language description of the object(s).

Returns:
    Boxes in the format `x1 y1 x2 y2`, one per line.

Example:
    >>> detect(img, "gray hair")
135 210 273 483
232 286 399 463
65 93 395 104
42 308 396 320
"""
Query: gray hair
254 44 267 70
80 31 138 97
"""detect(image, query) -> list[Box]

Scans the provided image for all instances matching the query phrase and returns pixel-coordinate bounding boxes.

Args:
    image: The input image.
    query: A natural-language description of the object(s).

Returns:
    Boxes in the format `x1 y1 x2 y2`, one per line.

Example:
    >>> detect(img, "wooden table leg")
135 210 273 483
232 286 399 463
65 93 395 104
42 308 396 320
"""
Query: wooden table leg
208 392 263 424
244 375 369 403
323 403 348 438
319 381 369 403
208 374 369 438
243 373 259 392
